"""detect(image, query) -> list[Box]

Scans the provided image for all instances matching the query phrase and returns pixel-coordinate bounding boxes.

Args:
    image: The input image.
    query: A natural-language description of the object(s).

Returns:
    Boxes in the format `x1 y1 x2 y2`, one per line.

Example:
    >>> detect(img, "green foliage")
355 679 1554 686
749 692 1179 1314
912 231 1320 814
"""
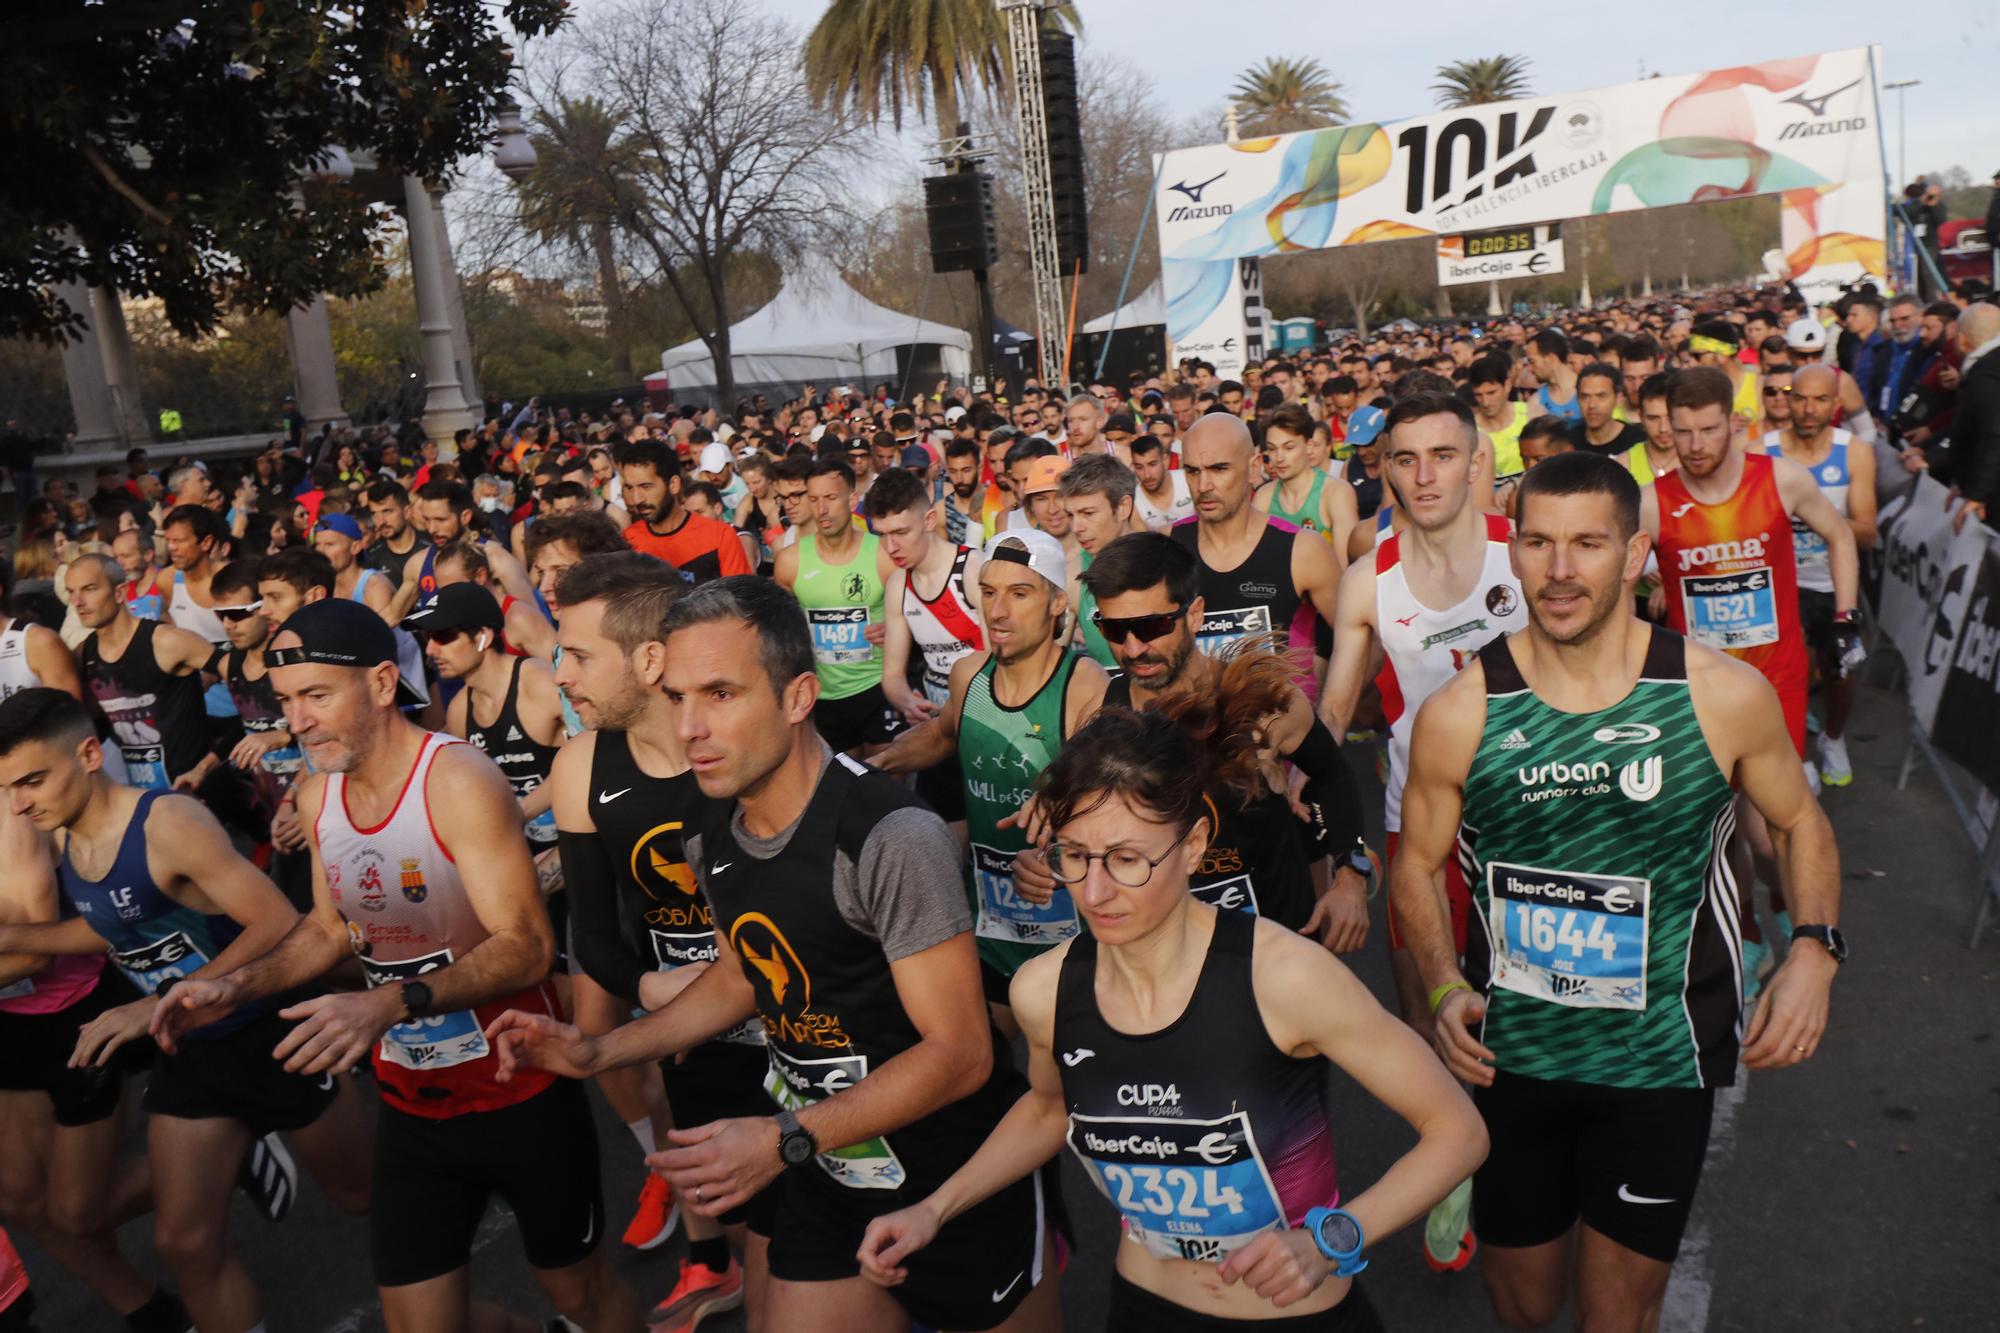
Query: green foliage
1230 58 1348 136
1432 55 1534 108
802 0 1077 131
2 0 569 345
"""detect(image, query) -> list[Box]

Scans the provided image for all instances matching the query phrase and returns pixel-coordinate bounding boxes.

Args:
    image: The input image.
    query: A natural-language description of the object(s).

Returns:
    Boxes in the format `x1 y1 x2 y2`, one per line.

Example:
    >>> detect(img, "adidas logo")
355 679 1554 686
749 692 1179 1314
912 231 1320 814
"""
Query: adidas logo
1499 728 1531 751
506 726 522 741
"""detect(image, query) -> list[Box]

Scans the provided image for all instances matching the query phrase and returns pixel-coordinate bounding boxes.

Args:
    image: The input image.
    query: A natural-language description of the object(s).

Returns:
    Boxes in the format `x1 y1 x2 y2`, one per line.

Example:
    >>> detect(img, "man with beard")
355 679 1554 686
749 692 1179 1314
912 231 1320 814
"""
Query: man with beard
1761 365 1877 789
873 529 1106 1027
1393 452 1843 1333
384 479 541 622
940 437 984 547
617 440 752 586
362 481 421 591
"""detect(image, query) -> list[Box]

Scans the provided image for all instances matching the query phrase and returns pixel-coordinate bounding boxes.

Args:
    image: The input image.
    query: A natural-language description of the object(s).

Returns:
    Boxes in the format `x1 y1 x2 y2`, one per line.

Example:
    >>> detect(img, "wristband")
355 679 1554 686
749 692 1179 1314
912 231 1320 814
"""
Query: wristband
1428 981 1472 1015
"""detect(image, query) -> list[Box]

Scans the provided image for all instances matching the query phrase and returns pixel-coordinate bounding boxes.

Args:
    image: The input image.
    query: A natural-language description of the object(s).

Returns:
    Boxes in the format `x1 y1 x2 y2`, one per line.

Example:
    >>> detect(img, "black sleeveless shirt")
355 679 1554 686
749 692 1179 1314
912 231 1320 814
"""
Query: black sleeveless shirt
464 657 562 844
80 620 207 791
1171 518 1311 661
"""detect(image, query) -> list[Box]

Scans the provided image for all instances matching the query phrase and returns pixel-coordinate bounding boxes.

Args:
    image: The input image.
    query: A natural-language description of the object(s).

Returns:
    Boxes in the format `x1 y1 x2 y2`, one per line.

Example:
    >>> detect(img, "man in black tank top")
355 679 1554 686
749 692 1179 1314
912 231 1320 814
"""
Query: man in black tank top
1172 413 1344 674
67 554 216 792
541 555 768 1327
489 576 1061 1333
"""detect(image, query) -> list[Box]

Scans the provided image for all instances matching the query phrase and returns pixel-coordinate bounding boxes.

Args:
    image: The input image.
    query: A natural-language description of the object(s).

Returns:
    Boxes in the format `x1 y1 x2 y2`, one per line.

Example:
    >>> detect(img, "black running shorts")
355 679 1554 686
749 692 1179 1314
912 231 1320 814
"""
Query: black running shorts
142 1009 339 1136
371 1076 605 1288
1472 1069 1715 1263
768 1155 1047 1331
813 684 904 754
0 970 148 1127
658 1040 781 1234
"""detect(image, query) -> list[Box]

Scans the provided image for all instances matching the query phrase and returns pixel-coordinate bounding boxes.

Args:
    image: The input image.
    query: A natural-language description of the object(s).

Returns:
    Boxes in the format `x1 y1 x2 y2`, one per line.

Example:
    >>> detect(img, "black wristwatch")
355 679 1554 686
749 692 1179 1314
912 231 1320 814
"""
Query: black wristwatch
1341 844 1373 877
775 1108 818 1167
398 979 433 1019
1790 924 1848 965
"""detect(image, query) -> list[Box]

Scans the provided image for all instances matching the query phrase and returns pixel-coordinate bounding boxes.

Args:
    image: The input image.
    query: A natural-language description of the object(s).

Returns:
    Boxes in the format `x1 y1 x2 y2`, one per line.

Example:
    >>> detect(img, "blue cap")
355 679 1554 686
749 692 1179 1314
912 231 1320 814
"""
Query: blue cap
315 512 366 541
1346 405 1387 447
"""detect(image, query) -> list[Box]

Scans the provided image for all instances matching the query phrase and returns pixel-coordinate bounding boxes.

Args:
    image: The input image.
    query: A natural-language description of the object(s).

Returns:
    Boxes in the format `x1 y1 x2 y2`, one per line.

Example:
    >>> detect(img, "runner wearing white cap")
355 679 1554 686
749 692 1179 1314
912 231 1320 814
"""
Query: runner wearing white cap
1785 317 1876 443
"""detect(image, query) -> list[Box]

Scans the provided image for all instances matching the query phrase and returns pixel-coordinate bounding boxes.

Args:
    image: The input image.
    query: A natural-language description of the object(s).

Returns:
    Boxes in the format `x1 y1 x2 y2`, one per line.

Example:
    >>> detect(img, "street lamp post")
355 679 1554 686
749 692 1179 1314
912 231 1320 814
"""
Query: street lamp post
1884 78 1919 186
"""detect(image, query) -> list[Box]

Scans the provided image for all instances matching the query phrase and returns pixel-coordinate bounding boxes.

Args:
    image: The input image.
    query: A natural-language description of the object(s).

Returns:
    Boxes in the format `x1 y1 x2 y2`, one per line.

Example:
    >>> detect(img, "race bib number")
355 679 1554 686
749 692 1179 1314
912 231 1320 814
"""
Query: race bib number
971 842 1078 946
921 671 952 711
1790 517 1828 573
526 808 559 845
1196 607 1272 657
111 931 212 995
120 743 170 791
361 949 492 1071
1682 567 1778 650
1189 874 1260 916
763 1049 905 1189
807 606 872 666
1068 1111 1288 1262
1486 861 1650 1011
646 929 762 1046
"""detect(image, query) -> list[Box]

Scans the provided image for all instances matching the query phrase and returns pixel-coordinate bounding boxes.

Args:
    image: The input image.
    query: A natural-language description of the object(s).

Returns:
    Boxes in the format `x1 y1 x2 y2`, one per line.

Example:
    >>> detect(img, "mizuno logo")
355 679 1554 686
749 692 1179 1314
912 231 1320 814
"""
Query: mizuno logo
1618 755 1664 803
1617 1183 1676 1205
1781 78 1860 118
598 788 631 803
1394 612 1420 627
1168 171 1225 203
1061 1048 1096 1067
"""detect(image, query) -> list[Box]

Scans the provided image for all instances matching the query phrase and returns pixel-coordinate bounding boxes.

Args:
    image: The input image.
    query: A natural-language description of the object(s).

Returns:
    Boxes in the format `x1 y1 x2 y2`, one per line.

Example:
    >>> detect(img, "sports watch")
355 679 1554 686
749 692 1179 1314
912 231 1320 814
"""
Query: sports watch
398 979 432 1019
1790 924 1848 965
1341 844 1373 877
1302 1206 1368 1277
775 1108 819 1167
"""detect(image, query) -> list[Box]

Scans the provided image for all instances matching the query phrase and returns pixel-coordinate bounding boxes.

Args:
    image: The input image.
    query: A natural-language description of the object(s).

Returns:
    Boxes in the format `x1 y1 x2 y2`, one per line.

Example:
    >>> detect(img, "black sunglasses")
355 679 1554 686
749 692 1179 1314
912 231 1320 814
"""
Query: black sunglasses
422 627 469 646
214 601 263 623
1092 606 1185 645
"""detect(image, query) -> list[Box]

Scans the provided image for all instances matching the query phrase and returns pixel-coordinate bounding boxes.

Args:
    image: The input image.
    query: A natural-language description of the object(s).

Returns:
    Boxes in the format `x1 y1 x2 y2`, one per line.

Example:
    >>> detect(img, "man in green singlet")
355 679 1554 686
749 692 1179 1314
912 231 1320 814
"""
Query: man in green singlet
1057 454 1139 671
1256 403 1357 557
1392 452 1844 1333
872 529 1107 1030
775 456 899 758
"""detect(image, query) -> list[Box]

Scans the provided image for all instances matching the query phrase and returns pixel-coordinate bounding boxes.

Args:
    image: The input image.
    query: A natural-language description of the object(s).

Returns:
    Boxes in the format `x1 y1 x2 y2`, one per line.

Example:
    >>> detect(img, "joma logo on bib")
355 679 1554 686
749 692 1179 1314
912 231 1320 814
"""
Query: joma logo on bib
1676 536 1766 571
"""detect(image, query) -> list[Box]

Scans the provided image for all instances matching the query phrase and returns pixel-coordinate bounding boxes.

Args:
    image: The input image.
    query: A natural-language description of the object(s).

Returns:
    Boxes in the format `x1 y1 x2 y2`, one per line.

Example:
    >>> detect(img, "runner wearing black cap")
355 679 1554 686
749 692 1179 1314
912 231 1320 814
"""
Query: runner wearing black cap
149 598 639 1332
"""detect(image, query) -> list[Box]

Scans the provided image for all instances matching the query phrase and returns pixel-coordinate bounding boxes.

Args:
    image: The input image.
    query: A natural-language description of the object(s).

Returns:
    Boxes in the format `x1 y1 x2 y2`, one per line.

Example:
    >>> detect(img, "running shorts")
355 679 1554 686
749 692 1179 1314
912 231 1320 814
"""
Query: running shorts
1798 588 1838 656
143 1009 339 1136
1108 1272 1384 1332
0 970 148 1126
768 1153 1047 1331
1472 1069 1715 1262
371 1076 604 1287
813 684 905 754
658 1040 781 1234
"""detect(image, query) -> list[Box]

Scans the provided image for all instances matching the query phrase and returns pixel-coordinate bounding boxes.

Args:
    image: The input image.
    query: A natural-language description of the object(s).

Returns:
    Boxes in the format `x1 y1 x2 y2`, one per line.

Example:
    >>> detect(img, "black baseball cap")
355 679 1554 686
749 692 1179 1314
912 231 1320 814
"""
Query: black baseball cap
402 583 506 637
1105 412 1137 435
267 598 426 707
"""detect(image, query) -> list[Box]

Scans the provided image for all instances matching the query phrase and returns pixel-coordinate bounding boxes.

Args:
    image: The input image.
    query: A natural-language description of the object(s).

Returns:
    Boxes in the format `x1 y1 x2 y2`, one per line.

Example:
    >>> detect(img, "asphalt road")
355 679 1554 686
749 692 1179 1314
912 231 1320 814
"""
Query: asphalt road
16 681 1999 1331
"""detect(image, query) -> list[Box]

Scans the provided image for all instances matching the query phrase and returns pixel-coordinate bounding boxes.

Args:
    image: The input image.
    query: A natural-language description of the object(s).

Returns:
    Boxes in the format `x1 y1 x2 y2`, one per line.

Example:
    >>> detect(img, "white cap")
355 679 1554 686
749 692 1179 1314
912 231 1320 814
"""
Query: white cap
983 528 1068 590
808 424 827 444
698 442 732 474
1785 317 1826 351
944 404 966 423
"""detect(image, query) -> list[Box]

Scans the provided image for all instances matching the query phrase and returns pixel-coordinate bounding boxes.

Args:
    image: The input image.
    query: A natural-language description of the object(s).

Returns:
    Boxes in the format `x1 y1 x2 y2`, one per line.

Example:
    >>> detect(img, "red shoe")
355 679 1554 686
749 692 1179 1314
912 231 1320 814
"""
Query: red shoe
622 1174 679 1251
647 1257 744 1330
1424 1225 1477 1274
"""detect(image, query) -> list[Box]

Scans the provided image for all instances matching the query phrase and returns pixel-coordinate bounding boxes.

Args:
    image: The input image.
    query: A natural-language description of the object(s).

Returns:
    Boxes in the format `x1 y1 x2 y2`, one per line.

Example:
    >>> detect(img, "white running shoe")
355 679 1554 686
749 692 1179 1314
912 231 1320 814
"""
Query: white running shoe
1819 734 1853 788
1803 758 1821 797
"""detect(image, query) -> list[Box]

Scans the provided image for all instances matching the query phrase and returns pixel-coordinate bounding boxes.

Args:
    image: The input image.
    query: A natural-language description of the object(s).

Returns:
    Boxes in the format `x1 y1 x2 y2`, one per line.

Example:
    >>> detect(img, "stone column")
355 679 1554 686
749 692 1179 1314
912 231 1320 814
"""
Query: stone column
402 175 477 451
52 280 121 449
90 287 151 444
284 295 350 434
431 190 482 414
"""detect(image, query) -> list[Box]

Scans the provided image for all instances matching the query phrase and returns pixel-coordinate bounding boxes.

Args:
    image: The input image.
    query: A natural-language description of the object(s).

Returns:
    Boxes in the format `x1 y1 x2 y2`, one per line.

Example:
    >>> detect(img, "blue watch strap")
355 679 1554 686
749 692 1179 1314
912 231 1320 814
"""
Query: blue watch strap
1302 1206 1369 1278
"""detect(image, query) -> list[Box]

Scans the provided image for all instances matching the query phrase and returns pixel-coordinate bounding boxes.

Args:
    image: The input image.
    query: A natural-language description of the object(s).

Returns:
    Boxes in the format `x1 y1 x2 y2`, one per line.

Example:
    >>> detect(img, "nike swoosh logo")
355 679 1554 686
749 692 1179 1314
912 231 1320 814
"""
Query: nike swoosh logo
1617 1184 1676 1205
1061 1048 1095 1067
992 1271 1024 1302
711 862 733 874
1670 502 1696 518
317 1071 336 1091
581 1206 597 1246
598 788 631 803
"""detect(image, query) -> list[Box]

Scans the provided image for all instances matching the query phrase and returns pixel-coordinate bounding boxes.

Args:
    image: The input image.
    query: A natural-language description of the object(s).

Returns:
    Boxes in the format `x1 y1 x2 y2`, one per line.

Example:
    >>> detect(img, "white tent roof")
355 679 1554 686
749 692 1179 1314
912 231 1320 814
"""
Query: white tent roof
1080 280 1165 335
660 264 971 389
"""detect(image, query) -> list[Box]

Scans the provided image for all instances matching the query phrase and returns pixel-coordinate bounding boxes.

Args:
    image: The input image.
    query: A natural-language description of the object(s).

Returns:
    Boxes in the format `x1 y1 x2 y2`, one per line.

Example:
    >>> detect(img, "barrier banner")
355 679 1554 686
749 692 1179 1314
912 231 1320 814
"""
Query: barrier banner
1155 47 1887 355
1874 474 1986 731
1930 531 2000 795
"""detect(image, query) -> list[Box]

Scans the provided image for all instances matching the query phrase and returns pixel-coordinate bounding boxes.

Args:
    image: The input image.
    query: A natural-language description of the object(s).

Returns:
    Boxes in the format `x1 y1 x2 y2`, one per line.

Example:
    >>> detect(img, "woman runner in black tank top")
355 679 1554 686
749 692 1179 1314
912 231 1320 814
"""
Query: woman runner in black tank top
853 710 1485 1331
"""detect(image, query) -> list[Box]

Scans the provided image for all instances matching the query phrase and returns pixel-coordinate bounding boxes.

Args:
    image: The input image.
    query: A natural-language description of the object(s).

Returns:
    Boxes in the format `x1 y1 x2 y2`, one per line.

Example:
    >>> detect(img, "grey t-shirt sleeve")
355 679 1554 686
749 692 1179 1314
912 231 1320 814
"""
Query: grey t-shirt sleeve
837 805 971 962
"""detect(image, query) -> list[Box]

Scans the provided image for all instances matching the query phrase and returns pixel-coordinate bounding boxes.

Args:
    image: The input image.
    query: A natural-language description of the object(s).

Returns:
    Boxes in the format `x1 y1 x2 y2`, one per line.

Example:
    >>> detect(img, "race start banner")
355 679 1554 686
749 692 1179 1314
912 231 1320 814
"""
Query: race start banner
1155 46 1888 372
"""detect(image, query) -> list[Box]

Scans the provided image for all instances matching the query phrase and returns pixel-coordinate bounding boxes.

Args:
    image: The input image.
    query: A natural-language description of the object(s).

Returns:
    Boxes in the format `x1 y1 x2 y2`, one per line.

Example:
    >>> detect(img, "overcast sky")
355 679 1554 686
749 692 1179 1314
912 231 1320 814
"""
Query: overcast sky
735 0 1994 188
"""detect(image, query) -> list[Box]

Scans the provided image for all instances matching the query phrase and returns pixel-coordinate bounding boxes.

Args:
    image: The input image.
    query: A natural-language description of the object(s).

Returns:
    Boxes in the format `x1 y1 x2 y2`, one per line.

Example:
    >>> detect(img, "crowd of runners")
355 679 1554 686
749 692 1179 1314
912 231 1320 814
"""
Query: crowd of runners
3 275 1957 1332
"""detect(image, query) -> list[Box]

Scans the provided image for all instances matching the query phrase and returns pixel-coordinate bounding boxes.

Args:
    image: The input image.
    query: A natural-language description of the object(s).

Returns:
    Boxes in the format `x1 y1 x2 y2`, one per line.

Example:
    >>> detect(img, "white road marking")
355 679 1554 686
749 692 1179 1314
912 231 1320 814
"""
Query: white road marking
1660 1066 1748 1333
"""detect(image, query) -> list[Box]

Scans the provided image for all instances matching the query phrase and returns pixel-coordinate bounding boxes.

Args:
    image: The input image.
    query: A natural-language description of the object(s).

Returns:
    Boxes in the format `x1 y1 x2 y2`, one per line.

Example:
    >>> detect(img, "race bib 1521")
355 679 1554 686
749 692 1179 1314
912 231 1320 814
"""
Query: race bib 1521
1682 567 1778 650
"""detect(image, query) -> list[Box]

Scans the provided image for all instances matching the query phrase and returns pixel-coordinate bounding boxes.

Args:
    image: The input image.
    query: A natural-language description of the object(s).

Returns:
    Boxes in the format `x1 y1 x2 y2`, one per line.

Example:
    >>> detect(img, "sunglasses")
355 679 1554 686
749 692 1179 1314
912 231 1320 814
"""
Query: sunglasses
422 627 472 646
1762 385 1793 396
1091 606 1185 645
215 601 264 622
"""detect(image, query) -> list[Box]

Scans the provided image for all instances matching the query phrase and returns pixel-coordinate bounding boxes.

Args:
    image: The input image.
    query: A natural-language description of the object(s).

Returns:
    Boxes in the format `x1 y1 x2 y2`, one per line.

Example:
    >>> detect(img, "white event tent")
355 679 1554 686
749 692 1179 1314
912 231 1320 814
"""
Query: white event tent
1079 280 1165 337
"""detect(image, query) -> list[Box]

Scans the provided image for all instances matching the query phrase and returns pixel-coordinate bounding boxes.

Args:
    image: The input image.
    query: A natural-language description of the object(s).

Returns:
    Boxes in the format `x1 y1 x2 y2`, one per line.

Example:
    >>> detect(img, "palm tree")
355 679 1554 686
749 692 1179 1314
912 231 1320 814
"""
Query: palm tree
1432 55 1533 108
514 96 643 378
802 0 1078 132
1230 57 1348 136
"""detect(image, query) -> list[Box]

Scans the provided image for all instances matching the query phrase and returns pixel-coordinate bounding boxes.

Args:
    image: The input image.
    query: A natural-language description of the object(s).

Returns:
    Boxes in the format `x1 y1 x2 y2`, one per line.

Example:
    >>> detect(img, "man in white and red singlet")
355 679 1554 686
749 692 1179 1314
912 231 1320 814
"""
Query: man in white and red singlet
151 598 642 1332
1324 390 1523 1275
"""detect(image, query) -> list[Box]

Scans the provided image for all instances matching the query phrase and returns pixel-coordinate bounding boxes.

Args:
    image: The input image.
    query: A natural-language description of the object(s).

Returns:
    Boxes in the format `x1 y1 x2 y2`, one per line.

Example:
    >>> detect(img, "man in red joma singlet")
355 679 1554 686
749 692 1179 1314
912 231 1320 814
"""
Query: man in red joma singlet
151 598 642 1333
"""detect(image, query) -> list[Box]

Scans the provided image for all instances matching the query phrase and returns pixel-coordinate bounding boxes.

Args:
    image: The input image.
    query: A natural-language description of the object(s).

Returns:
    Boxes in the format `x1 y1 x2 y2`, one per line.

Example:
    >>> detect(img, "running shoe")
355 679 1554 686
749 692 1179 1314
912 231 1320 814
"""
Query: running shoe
237 1132 297 1223
647 1257 744 1330
1422 1178 1476 1273
622 1173 680 1251
1819 735 1853 788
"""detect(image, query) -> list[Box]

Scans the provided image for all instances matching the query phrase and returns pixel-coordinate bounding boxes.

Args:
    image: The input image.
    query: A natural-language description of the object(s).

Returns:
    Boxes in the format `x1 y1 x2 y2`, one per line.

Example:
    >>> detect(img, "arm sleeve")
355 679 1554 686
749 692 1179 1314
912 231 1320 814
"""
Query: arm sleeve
845 807 971 962
1283 716 1367 856
558 828 649 1007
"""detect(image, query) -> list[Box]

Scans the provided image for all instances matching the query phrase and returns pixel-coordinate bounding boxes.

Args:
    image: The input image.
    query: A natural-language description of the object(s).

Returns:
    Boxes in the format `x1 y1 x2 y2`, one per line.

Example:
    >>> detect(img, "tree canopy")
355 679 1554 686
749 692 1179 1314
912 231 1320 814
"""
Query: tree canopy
2 0 567 346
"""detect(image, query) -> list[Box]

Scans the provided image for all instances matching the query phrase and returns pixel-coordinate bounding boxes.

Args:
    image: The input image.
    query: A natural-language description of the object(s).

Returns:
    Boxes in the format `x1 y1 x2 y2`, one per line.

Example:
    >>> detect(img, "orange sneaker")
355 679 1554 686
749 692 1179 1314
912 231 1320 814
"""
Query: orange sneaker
647 1257 744 1330
622 1174 679 1251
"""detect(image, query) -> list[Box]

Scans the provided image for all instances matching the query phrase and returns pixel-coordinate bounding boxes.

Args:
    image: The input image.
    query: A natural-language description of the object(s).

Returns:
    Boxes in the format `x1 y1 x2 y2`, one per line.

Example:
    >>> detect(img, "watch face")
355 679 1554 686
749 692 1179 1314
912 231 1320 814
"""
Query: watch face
1317 1212 1361 1255
781 1134 815 1166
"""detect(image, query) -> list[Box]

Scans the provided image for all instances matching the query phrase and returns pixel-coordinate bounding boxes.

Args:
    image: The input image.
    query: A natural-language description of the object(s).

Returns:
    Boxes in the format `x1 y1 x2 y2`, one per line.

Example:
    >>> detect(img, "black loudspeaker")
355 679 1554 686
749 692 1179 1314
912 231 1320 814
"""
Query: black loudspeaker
1039 29 1088 275
923 171 996 273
